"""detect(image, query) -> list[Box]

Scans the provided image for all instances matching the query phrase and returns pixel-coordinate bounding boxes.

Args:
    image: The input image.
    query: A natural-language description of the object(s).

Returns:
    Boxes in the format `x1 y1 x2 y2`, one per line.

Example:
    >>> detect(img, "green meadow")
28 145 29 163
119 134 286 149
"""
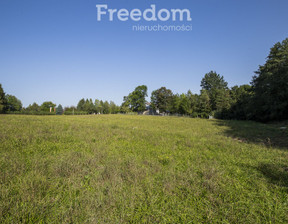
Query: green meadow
0 115 288 223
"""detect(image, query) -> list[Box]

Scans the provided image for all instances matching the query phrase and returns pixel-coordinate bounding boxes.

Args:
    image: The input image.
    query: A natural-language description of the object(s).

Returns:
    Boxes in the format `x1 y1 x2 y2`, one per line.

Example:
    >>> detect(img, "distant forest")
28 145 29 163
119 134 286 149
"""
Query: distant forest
1 38 287 122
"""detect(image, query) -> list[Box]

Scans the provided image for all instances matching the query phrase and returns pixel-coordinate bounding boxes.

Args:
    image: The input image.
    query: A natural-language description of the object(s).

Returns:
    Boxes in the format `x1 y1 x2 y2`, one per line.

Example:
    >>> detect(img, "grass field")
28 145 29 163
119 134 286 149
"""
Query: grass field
0 115 288 223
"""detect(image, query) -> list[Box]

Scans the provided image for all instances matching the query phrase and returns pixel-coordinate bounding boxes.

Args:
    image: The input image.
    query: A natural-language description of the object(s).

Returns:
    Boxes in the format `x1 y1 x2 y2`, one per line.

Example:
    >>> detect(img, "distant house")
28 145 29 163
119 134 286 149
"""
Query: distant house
143 102 159 115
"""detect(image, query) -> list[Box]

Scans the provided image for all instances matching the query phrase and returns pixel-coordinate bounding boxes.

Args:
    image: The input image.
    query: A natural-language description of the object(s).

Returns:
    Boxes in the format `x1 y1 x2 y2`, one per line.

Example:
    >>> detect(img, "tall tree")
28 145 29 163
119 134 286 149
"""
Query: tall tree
85 98 96 114
102 101 110 114
26 102 40 112
230 85 252 103
150 87 173 113
178 93 189 115
120 96 131 113
64 106 77 112
40 101 56 112
56 104 64 115
186 90 198 115
6 95 22 111
99 100 104 114
109 101 119 114
77 98 85 111
170 94 181 114
123 85 148 112
197 90 211 117
201 71 228 111
251 38 288 121
228 85 252 120
215 89 232 111
94 99 101 113
0 84 7 113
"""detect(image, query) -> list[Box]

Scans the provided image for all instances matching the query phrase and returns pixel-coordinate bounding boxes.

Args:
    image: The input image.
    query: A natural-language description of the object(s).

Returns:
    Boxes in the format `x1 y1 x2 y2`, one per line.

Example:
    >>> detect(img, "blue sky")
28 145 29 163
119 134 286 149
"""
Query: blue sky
1 0 288 107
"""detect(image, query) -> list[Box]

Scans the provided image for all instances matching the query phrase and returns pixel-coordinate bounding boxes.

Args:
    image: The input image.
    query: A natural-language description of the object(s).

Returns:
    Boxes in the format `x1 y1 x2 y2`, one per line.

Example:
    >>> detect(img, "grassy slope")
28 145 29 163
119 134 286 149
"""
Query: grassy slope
0 115 287 223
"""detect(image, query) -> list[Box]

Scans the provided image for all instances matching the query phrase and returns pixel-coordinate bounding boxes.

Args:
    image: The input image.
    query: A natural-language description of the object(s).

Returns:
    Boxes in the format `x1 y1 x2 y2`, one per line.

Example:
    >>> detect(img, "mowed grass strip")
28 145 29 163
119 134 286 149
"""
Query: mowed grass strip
0 115 288 223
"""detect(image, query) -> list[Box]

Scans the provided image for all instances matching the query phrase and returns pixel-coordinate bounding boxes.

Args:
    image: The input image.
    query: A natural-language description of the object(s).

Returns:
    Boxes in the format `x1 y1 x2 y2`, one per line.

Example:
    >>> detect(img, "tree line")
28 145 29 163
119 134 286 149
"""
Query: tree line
0 38 287 122
119 38 288 122
118 74 248 119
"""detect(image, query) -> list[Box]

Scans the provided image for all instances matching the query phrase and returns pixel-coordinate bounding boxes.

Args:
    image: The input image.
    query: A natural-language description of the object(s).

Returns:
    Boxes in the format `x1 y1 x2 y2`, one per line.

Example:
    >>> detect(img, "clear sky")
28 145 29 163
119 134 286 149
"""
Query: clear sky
1 0 288 107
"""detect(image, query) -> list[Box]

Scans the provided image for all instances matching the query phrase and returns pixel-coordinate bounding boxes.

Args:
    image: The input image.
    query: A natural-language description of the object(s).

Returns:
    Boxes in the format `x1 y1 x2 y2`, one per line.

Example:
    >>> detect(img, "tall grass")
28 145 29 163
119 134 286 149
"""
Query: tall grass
0 115 287 223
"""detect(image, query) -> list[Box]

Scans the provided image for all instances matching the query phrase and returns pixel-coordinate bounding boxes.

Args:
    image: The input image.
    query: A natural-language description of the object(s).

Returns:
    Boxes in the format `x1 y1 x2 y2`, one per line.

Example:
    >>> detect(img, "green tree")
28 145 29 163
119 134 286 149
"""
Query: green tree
40 101 56 112
77 98 85 111
94 99 101 113
230 85 252 103
251 38 288 121
215 89 230 111
102 101 110 114
0 84 7 113
99 100 104 114
6 95 22 111
197 90 211 117
26 102 40 112
56 104 64 115
86 99 96 114
120 96 131 113
83 99 90 112
168 91 198 116
178 93 189 115
185 90 198 115
170 94 181 114
110 101 119 114
229 85 252 119
150 87 173 113
64 106 77 112
123 85 148 113
201 71 228 111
